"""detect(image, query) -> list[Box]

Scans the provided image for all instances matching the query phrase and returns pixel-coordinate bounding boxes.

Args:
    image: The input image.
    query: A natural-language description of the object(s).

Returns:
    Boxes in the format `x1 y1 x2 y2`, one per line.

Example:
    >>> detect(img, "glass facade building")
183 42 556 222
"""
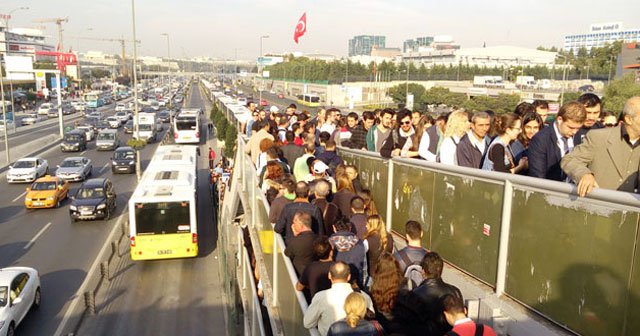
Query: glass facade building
348 35 386 57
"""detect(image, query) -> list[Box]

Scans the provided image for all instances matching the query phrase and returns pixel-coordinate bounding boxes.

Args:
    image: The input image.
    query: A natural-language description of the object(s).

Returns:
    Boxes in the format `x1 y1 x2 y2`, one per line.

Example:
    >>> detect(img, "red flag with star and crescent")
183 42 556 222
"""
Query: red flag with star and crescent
293 12 307 44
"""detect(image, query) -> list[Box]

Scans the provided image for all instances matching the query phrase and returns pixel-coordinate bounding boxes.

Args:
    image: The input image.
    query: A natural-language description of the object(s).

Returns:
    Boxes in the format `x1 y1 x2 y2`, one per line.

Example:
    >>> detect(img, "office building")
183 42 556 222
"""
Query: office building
564 22 640 53
348 35 385 56
403 36 434 53
0 25 55 61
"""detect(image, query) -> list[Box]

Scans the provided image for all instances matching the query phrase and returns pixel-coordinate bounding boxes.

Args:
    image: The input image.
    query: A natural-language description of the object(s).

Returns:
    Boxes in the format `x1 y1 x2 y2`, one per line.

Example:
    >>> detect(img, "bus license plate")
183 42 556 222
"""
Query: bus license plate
184 136 191 139
158 249 173 255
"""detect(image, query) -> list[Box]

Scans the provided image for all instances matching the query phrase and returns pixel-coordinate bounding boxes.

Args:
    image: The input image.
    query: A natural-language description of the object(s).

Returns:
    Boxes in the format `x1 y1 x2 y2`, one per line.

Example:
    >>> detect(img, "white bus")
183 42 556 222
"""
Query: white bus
129 145 199 260
173 108 201 144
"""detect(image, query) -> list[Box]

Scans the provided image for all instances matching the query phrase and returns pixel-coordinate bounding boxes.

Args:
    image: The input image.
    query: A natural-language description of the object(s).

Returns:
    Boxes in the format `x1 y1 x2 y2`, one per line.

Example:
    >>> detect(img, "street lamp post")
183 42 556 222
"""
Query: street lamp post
3 7 29 132
131 0 141 181
161 33 171 103
608 55 616 83
557 54 568 106
259 35 269 103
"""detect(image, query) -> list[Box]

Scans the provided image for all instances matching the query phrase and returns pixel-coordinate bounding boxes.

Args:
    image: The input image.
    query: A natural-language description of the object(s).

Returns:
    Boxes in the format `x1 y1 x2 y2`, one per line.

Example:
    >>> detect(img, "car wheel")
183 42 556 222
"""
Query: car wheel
33 287 41 310
7 322 15 336
71 217 78 223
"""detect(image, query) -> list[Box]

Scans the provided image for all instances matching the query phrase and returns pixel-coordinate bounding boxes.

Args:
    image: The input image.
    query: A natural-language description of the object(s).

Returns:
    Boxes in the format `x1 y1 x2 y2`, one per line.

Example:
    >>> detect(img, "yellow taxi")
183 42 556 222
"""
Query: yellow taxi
24 175 70 209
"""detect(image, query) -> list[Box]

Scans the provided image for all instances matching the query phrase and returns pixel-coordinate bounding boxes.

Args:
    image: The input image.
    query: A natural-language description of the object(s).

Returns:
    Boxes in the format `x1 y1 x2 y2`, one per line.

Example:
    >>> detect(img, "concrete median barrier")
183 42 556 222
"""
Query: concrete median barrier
0 133 61 169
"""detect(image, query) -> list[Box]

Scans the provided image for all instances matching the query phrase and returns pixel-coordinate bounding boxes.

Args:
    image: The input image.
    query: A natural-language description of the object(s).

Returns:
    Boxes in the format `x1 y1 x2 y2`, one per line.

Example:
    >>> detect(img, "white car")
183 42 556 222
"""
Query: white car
115 103 126 112
20 114 42 126
76 125 95 141
0 267 41 336
0 120 14 132
37 103 54 116
114 111 130 123
107 116 120 129
7 157 49 183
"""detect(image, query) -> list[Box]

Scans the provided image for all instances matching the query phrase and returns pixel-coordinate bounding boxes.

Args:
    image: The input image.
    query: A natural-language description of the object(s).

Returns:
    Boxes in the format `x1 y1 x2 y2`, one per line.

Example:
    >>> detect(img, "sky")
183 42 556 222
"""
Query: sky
4 0 640 60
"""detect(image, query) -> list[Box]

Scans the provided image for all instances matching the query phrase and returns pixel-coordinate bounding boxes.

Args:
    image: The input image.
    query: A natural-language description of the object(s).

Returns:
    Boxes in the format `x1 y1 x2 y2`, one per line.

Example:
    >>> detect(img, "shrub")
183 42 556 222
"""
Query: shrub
127 139 146 149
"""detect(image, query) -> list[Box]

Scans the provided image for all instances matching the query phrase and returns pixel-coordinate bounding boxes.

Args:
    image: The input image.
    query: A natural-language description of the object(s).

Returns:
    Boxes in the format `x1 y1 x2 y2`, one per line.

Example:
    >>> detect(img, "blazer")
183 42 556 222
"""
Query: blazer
527 124 564 181
561 125 640 192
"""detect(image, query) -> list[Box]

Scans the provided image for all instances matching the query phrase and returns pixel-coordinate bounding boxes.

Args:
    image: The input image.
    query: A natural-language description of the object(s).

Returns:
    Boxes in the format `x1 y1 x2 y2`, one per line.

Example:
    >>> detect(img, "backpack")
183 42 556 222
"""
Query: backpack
398 249 424 290
446 323 485 336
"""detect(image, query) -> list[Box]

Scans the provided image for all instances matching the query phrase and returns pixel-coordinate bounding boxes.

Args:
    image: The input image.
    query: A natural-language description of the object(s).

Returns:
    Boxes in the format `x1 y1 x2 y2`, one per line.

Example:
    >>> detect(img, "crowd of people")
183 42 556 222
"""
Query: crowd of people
239 94 640 335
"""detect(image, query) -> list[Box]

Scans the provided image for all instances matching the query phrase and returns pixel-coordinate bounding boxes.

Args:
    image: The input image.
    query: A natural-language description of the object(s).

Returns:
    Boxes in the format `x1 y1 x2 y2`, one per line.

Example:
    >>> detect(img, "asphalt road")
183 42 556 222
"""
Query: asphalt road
0 98 171 335
74 83 227 336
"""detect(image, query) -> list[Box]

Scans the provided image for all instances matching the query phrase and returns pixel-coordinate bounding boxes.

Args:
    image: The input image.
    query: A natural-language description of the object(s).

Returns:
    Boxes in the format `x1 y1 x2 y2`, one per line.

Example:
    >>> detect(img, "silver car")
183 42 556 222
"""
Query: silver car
56 157 93 182
21 114 42 126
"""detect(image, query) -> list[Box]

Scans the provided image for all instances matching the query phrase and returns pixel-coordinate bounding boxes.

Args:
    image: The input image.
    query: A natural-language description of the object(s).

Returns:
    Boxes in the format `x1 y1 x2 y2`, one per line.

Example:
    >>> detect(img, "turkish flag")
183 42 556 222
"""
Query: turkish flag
293 12 307 44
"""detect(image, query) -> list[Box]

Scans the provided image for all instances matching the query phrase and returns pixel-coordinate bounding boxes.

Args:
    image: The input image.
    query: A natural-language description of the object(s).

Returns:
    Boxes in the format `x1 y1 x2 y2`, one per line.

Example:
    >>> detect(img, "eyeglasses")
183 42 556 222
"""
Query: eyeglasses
401 120 412 125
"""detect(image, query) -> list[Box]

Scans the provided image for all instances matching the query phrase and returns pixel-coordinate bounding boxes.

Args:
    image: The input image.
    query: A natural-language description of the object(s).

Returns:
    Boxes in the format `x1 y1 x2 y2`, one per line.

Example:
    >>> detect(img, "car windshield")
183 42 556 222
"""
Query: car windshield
14 160 36 168
125 121 133 127
0 286 6 307
25 114 36 119
98 133 115 140
76 187 104 199
32 181 57 190
65 135 82 142
108 117 117 121
61 159 82 168
115 151 135 160
98 122 110 127
139 124 153 131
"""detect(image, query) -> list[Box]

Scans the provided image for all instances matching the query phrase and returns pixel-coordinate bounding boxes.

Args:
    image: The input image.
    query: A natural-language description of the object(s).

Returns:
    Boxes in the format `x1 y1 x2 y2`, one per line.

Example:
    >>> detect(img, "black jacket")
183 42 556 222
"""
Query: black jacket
380 128 410 158
284 231 318 276
274 201 325 242
412 278 463 336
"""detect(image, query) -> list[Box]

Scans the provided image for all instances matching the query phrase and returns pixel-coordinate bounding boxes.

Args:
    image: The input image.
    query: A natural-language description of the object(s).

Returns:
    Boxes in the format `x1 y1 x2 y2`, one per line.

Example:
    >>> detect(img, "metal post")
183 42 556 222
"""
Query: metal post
1 66 9 164
560 59 567 106
385 160 394 232
56 73 63 137
608 55 615 83
495 180 513 296
131 0 141 181
272 230 278 308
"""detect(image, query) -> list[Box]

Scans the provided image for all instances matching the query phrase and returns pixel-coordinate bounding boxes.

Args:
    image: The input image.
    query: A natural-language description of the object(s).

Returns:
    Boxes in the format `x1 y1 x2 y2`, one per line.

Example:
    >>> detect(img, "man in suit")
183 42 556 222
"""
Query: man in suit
574 93 604 146
562 96 640 196
528 102 586 181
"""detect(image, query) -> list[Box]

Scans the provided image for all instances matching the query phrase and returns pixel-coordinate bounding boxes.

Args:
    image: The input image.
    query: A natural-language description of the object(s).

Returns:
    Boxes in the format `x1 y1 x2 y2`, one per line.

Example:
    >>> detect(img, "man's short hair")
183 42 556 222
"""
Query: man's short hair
396 108 412 123
334 217 352 232
285 131 295 142
558 101 587 123
471 111 490 123
577 93 602 108
282 178 296 194
329 261 350 280
325 140 337 149
327 107 341 116
305 143 316 153
294 211 312 229
362 111 376 121
532 99 549 110
381 108 396 119
347 112 359 120
288 103 297 109
442 294 465 314
421 252 444 279
319 131 331 143
405 220 423 240
314 179 330 197
254 120 267 130
313 236 332 259
514 102 535 116
350 196 365 211
295 181 310 198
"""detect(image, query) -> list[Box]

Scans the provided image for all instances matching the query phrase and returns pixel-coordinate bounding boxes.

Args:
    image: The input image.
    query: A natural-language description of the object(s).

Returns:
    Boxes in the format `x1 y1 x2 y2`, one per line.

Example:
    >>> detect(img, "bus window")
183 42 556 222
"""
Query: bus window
135 202 190 234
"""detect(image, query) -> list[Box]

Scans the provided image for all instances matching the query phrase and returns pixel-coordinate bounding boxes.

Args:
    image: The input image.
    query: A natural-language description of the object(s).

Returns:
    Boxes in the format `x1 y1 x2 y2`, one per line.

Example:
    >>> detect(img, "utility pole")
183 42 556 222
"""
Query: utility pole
131 0 141 181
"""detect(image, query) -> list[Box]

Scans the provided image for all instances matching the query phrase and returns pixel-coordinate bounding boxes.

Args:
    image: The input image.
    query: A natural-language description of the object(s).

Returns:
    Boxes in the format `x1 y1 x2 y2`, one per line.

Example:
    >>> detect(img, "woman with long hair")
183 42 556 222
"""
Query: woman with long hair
261 161 285 194
511 112 542 167
256 138 275 173
364 215 394 285
327 292 382 336
439 110 470 165
482 113 528 174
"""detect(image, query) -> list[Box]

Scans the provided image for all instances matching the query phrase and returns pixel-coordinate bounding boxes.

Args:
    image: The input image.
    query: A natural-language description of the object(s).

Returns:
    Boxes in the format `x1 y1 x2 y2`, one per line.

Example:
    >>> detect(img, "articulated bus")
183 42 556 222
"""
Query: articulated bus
297 93 321 107
83 91 104 108
174 108 201 144
129 145 198 260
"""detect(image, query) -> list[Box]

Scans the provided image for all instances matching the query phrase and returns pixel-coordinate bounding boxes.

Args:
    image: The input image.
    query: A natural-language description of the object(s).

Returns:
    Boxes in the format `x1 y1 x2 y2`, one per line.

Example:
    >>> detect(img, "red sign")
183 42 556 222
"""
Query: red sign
549 103 560 114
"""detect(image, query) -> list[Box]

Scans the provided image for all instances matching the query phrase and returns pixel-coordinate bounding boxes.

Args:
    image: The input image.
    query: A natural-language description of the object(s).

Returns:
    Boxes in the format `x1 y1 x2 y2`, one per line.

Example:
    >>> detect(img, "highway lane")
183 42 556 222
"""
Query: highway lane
75 82 227 336
0 104 170 335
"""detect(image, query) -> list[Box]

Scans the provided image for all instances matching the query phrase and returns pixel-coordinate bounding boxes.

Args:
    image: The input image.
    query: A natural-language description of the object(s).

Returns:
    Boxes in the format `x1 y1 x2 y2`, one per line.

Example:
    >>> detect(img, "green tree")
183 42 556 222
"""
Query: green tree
388 83 427 106
224 125 238 157
603 73 640 113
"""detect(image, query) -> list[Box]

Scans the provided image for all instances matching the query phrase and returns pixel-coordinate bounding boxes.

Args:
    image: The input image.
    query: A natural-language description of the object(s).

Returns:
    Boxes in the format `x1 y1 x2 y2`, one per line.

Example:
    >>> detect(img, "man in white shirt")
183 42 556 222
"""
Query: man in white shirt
303 261 374 336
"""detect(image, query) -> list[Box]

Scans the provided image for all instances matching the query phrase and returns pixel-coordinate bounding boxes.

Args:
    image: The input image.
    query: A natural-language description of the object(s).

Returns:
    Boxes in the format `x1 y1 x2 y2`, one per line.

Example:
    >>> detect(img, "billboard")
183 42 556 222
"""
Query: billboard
50 76 68 89
4 55 34 81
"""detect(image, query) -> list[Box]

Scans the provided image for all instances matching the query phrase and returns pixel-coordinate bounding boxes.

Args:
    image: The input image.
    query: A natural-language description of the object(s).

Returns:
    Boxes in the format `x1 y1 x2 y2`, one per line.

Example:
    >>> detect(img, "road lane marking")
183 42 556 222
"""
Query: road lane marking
24 222 52 250
12 191 27 202
80 150 86 155
100 162 110 173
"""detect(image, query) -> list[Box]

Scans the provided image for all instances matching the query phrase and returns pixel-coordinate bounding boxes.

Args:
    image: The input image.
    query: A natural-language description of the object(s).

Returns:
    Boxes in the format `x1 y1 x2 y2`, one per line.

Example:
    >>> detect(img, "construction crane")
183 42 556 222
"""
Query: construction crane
33 17 68 50
71 36 140 77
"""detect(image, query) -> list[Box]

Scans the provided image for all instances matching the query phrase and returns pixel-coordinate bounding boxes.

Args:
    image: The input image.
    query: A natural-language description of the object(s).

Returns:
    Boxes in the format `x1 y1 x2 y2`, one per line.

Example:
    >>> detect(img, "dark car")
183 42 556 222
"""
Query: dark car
69 178 117 221
60 129 88 152
123 120 134 134
111 147 136 174
97 120 111 132
157 110 171 123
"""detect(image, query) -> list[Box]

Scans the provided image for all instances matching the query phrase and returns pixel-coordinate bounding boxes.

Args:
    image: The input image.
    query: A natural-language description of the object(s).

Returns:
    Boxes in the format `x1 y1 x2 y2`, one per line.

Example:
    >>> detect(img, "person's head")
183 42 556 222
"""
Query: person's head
362 111 376 130
556 101 587 138
577 93 602 128
350 196 365 214
292 211 312 235
347 112 359 129
291 122 302 135
405 220 423 243
370 252 403 314
444 110 470 138
316 108 326 121
325 140 337 151
259 138 274 153
532 100 549 123
285 131 295 144
333 217 352 233
304 143 316 154
265 161 284 180
345 165 358 181
247 101 257 111
443 294 467 326
412 111 422 126
470 111 491 140
514 102 535 117
318 131 331 145
314 179 331 199
365 214 388 248
260 120 271 131
494 112 522 142
282 178 296 197
313 236 333 260
380 109 395 129
265 146 279 160
621 96 640 139
357 189 375 214
337 175 355 192
313 160 330 177
343 292 367 329
435 113 449 132
286 103 297 115
258 110 267 121
602 111 618 127
396 109 413 133
326 108 340 124
294 181 310 199
520 112 543 143
421 251 444 279
329 261 351 283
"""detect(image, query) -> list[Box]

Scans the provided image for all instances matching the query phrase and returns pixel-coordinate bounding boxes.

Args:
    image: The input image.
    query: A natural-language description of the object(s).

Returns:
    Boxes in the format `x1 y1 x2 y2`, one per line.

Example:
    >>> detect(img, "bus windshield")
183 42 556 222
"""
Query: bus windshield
176 118 197 131
134 202 190 234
